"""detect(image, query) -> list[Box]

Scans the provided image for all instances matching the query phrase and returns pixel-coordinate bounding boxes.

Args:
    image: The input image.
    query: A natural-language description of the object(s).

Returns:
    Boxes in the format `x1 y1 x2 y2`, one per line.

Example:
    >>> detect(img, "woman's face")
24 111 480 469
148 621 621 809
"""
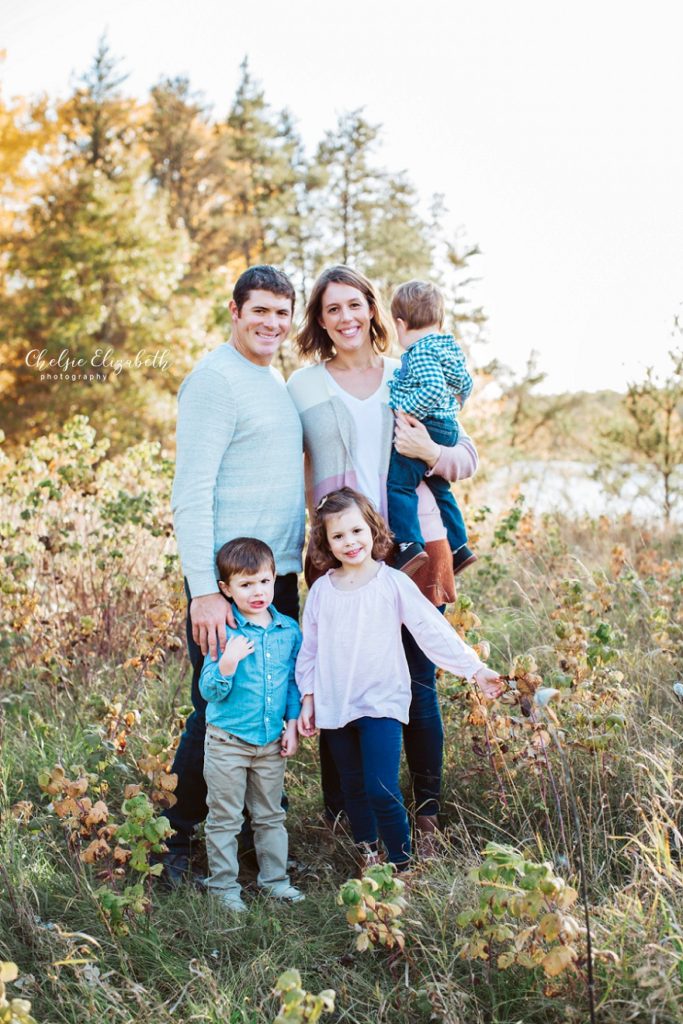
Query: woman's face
318 282 374 354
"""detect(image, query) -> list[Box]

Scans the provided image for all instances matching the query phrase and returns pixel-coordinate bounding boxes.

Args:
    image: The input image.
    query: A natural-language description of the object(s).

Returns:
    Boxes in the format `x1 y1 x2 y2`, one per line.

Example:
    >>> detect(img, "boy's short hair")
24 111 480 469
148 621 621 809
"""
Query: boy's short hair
391 280 445 331
232 265 295 315
216 537 276 583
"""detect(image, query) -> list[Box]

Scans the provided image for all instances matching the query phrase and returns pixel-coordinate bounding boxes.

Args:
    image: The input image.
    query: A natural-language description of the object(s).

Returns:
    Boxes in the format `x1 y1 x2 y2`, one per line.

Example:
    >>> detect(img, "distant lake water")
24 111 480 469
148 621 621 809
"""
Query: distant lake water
476 460 682 523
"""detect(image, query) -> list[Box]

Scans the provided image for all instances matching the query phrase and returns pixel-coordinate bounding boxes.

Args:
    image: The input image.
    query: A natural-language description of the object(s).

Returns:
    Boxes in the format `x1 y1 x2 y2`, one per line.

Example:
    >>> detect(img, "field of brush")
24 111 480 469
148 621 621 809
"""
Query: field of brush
1 418 682 1023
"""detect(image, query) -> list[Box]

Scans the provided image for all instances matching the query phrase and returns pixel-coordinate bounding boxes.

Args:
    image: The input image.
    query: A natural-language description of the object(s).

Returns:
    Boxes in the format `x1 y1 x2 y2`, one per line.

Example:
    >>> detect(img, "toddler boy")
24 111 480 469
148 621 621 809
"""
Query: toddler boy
387 280 477 576
199 536 304 913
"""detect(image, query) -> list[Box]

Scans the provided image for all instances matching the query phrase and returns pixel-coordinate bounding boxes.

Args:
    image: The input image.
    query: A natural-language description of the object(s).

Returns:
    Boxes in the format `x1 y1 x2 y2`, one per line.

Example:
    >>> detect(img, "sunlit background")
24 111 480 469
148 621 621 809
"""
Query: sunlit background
2 0 682 393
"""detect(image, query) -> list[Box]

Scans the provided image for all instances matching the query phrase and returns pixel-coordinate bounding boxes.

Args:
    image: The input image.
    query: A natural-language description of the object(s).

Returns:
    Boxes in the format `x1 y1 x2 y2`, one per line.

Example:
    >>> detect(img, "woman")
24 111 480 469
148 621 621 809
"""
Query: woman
287 265 479 848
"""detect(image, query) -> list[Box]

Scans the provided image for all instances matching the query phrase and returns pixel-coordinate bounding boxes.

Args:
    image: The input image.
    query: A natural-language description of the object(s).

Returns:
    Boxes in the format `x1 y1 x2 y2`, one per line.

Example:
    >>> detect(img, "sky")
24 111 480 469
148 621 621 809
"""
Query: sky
2 0 682 393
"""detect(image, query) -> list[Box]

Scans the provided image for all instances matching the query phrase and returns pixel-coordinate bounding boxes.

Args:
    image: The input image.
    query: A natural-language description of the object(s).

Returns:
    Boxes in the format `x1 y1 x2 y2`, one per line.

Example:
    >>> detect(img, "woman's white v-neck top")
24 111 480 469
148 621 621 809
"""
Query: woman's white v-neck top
323 367 386 512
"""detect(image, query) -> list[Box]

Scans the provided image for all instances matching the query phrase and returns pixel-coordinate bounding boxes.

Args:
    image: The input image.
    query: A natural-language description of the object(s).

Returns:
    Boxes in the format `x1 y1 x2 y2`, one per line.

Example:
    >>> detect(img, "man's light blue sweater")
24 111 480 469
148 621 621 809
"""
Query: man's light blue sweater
171 344 305 598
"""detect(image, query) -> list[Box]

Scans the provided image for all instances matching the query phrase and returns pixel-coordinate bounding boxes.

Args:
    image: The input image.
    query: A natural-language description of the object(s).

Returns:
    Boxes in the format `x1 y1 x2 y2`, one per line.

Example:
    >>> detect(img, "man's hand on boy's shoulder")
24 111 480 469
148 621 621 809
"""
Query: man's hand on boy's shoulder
190 593 235 659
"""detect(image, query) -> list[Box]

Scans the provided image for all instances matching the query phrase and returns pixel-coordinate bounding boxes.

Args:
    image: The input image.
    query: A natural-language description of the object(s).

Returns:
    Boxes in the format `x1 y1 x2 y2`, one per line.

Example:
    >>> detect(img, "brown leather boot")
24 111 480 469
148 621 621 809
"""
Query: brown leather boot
415 814 441 860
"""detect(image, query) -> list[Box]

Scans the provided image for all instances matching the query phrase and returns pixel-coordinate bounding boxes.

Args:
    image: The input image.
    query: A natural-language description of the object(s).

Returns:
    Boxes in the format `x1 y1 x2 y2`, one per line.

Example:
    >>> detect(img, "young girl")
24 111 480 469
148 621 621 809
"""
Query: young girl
296 487 504 870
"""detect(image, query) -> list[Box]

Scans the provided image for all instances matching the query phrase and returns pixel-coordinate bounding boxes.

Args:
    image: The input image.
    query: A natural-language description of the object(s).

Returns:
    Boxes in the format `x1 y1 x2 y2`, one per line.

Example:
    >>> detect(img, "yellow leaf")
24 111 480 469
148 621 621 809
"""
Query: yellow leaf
53 797 79 819
83 800 109 827
10 800 33 821
556 885 578 908
542 944 577 977
346 906 367 925
157 772 178 792
513 925 537 951
538 913 561 941
0 962 19 982
80 838 111 863
65 776 89 798
497 951 516 969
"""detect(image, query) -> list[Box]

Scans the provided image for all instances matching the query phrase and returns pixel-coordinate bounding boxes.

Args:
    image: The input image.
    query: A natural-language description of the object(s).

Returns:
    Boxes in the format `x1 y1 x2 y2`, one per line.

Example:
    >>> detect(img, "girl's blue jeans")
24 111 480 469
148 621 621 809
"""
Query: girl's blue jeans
322 717 411 867
320 614 445 823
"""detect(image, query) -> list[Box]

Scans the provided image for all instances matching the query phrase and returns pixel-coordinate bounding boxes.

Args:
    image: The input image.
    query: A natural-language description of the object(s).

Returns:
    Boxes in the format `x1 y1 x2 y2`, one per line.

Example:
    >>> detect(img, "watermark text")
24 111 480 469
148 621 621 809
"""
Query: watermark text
26 347 170 380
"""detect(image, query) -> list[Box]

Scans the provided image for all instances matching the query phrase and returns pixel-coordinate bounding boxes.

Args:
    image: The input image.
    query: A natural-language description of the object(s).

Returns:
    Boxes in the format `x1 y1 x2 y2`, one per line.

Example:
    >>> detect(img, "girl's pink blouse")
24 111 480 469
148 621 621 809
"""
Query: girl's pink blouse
295 564 484 730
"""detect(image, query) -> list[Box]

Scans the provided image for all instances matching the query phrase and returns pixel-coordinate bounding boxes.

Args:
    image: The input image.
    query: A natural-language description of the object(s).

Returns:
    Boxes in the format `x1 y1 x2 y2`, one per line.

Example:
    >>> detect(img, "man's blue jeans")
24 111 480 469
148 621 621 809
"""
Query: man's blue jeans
387 415 467 553
166 575 299 853
322 717 411 867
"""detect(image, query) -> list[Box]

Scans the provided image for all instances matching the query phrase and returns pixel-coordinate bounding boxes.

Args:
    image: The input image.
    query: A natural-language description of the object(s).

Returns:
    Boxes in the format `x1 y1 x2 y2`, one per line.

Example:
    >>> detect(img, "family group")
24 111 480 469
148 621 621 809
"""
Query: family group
166 264 504 912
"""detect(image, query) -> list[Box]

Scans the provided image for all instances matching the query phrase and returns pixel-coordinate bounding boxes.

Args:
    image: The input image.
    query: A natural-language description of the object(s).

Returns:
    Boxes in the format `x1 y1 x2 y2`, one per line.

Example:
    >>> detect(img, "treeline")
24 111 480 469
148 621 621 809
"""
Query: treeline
0 40 481 446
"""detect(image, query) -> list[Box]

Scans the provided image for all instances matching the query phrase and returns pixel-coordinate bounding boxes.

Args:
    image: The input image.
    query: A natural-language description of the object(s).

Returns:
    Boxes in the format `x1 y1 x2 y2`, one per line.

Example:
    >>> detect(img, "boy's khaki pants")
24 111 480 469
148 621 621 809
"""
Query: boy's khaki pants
203 725 288 896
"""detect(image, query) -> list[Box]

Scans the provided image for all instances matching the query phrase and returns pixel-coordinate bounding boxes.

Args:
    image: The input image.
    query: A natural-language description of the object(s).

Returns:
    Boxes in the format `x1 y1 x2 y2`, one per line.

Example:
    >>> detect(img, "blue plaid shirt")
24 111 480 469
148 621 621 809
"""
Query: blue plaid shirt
388 333 473 421
199 605 302 745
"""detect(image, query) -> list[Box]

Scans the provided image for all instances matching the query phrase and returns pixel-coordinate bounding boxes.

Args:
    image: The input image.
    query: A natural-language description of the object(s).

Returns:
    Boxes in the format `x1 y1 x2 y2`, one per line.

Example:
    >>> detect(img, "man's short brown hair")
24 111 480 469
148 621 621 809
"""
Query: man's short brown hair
391 280 445 331
232 265 295 315
216 537 276 583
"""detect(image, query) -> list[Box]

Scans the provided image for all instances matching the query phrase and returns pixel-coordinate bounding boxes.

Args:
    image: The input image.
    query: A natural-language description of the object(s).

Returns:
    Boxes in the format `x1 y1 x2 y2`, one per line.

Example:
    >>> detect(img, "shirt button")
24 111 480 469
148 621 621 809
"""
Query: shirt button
267 675 272 680
266 652 271 658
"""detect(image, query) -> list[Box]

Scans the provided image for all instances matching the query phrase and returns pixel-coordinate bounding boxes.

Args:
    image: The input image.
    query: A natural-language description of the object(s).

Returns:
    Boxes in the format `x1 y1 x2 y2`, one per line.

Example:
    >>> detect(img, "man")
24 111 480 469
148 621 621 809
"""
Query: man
166 265 304 884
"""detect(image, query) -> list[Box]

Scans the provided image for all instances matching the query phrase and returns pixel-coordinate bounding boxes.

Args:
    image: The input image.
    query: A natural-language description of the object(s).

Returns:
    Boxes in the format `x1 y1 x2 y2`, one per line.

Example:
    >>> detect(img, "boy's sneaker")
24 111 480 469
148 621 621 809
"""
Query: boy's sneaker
215 890 248 914
453 545 478 576
263 882 305 903
394 542 429 577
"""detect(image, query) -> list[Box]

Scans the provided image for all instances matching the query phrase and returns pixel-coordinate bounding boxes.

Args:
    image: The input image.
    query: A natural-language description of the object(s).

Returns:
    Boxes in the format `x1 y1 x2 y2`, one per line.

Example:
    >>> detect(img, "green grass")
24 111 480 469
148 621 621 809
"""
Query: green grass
2 514 683 1023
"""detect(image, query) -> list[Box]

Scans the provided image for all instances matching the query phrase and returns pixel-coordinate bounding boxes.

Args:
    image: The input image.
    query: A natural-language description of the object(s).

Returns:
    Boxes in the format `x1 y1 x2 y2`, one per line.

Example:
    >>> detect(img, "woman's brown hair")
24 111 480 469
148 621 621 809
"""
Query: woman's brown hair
296 265 392 361
308 487 394 571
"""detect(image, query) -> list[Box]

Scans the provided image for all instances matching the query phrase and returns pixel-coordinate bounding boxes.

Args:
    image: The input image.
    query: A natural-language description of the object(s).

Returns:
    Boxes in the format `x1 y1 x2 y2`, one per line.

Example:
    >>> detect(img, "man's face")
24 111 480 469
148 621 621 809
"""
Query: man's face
229 289 293 366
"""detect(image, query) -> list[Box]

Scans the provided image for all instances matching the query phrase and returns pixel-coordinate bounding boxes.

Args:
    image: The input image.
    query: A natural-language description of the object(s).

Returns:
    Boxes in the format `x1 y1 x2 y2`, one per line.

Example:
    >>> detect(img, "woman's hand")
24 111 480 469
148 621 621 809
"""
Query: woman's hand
298 695 317 737
393 410 441 467
473 666 505 700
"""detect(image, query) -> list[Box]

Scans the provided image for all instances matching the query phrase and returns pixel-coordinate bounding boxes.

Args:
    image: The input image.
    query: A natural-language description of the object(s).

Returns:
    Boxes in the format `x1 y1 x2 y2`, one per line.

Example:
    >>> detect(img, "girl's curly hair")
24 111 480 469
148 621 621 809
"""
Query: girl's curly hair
308 487 394 571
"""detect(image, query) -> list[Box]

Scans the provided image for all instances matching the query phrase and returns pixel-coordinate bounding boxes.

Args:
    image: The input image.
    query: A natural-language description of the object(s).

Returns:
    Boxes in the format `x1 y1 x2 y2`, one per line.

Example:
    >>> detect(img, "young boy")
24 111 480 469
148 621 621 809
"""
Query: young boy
387 280 477 577
199 537 304 913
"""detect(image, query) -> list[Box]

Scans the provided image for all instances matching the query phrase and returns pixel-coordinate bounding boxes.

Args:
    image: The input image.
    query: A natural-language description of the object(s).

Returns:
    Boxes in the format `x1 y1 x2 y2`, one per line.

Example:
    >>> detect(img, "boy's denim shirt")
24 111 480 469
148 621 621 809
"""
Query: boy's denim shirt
199 605 302 745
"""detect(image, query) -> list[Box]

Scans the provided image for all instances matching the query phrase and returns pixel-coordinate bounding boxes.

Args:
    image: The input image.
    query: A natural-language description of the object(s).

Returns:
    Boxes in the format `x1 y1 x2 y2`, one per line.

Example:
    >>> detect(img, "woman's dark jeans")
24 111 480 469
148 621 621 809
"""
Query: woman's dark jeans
166 575 300 853
320 611 445 824
400 620 444 818
322 717 410 867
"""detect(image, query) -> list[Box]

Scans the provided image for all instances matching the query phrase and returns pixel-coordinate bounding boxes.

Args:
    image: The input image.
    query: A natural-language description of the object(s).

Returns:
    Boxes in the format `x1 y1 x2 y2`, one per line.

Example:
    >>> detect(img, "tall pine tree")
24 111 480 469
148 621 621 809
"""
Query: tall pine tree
1 42 191 443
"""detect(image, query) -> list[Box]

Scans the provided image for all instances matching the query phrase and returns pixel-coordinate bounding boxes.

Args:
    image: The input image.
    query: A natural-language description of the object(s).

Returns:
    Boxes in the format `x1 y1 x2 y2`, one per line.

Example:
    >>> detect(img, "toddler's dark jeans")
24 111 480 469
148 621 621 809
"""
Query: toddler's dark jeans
387 415 468 553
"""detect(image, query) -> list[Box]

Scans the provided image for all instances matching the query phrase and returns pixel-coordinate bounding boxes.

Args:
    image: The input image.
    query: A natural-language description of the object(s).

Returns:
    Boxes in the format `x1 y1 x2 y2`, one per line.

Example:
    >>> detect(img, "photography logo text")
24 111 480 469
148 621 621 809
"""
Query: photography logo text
26 347 170 382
